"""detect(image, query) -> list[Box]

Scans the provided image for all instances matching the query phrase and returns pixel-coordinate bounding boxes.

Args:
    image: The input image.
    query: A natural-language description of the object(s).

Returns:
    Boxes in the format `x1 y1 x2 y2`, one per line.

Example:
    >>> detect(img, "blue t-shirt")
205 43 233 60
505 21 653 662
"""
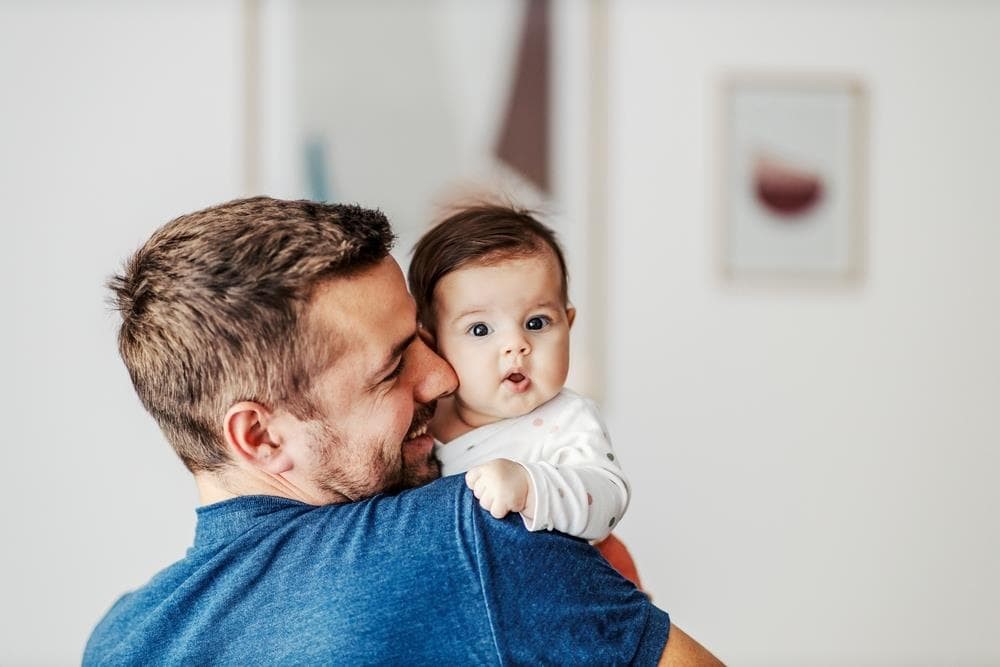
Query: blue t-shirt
84 475 669 665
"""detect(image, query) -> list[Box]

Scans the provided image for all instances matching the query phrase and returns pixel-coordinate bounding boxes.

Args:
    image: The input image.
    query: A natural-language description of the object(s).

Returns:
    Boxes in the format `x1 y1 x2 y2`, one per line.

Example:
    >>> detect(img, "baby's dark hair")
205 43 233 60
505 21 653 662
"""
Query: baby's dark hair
408 204 569 333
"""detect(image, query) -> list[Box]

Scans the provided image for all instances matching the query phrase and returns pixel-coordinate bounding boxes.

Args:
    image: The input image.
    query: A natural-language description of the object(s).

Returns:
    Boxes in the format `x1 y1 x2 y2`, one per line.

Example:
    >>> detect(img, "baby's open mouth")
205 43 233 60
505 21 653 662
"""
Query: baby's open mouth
503 371 531 393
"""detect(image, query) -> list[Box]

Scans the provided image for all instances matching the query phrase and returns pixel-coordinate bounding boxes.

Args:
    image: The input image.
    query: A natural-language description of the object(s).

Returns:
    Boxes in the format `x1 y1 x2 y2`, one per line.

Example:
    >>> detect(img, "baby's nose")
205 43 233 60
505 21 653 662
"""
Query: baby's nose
504 335 531 356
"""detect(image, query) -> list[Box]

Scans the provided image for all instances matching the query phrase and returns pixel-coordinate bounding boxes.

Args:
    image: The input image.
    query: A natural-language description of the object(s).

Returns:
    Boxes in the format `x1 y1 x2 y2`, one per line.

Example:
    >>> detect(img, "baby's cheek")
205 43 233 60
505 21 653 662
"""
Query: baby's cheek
450 360 493 402
455 374 493 406
448 351 479 384
437 343 471 379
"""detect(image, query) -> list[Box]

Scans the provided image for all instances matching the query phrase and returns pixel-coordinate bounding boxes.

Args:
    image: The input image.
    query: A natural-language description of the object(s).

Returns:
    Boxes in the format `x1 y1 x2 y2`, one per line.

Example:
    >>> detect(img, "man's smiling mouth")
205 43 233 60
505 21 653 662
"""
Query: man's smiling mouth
404 403 436 441
405 422 429 441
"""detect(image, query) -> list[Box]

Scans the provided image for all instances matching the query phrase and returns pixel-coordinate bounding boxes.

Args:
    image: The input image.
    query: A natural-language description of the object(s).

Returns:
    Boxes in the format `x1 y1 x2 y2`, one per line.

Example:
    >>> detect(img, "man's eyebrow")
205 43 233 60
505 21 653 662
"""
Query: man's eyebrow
370 332 417 385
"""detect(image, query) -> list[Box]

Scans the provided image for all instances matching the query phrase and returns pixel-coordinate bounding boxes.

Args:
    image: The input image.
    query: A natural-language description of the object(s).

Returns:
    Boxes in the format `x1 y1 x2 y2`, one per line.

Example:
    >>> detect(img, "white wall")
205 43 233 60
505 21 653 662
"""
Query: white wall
1 1 244 663
3 1 998 665
606 2 1000 665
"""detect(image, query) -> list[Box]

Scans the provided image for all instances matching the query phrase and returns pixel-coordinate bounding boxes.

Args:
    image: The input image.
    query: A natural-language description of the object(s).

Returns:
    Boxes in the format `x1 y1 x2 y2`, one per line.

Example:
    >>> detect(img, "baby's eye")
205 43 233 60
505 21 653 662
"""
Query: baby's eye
525 316 551 331
468 323 492 337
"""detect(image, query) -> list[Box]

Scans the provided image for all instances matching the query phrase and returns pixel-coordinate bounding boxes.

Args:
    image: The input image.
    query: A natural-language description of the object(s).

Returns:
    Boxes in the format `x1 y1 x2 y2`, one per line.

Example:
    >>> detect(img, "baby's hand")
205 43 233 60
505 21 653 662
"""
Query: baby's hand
465 459 532 520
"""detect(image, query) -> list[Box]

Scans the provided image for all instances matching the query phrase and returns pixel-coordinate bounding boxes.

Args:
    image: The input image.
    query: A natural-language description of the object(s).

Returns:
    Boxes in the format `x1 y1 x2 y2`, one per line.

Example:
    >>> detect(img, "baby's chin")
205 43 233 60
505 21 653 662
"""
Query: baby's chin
459 387 559 423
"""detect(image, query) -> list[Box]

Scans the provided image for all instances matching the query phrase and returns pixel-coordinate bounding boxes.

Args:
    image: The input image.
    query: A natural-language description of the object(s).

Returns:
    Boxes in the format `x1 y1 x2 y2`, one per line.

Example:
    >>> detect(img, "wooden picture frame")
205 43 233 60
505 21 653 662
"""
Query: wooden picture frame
719 74 868 285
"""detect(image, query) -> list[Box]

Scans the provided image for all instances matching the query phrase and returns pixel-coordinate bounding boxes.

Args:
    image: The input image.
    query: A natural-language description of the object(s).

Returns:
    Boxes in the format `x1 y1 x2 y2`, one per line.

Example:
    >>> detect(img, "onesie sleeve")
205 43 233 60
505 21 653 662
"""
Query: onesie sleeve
516 396 631 542
465 492 670 665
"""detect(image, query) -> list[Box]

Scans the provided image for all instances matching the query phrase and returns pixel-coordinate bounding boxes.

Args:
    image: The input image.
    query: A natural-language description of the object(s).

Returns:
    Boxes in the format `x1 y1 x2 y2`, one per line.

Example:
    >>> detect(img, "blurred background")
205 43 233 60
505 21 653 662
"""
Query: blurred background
2 0 998 664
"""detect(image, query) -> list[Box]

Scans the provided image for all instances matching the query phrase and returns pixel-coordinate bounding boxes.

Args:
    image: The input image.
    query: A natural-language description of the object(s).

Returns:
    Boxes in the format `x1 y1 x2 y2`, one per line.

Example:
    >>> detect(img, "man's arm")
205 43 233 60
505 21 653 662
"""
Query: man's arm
659 624 725 666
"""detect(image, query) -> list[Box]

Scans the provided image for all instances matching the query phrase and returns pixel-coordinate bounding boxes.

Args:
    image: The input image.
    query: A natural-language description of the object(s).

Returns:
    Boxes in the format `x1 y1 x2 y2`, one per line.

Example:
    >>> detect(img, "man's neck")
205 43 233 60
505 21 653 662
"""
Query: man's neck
193 467 344 507
194 473 239 506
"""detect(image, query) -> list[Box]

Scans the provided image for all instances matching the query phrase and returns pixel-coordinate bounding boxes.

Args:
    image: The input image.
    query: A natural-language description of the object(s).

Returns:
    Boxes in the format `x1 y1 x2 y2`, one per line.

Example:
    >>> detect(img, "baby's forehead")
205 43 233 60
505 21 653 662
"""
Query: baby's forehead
434 250 566 311
460 243 566 282
451 249 563 286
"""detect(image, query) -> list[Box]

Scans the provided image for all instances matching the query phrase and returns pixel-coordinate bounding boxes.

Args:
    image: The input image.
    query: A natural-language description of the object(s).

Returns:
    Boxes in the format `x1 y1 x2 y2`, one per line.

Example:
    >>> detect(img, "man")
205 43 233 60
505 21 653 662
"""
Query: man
86 197 722 665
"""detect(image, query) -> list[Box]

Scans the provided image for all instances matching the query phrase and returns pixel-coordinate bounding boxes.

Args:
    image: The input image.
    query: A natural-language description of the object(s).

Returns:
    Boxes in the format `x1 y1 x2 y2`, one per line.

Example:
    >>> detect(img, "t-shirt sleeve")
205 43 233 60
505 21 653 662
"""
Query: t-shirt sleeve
459 483 669 665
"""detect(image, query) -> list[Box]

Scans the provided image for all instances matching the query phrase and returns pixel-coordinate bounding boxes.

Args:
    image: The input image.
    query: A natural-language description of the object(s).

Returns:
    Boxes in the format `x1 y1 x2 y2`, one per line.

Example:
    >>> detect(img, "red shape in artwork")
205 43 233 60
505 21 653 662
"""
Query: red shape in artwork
753 154 824 218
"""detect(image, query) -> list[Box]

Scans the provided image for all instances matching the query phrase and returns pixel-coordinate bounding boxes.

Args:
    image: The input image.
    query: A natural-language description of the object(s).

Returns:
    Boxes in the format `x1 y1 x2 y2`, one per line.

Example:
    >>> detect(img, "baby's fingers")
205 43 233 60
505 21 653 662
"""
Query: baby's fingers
477 491 495 513
465 467 483 490
489 502 509 520
470 476 491 500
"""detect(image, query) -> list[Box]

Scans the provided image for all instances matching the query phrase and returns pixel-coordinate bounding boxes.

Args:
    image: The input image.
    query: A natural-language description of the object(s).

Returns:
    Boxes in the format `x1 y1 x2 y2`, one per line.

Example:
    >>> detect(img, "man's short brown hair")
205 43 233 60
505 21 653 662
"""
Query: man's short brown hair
109 197 395 472
408 204 569 333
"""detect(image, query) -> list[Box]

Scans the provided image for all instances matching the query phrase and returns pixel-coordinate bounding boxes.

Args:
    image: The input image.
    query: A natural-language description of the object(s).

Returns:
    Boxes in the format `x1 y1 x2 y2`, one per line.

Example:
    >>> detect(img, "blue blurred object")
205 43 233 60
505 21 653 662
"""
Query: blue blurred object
304 136 332 202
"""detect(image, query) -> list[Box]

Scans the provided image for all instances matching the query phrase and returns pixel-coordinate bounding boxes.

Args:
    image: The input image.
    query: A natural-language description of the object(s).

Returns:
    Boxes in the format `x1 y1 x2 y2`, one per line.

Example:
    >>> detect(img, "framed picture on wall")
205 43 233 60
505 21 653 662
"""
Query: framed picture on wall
719 74 867 284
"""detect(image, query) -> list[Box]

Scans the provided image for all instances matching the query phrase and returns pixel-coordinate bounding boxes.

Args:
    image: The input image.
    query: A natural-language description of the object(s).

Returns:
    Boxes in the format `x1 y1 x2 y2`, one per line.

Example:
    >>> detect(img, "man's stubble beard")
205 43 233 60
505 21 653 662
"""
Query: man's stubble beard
396 402 441 490
310 402 441 502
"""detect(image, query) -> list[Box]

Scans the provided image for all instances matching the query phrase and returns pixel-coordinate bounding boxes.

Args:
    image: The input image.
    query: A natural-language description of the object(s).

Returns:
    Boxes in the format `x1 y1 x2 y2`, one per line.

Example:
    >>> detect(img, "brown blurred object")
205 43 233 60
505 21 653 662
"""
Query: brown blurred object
595 533 643 589
495 0 550 193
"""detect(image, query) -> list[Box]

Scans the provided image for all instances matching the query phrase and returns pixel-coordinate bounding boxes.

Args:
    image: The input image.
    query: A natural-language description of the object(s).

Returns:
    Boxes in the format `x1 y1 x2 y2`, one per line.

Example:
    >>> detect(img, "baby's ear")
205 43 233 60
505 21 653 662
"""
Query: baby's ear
566 306 577 328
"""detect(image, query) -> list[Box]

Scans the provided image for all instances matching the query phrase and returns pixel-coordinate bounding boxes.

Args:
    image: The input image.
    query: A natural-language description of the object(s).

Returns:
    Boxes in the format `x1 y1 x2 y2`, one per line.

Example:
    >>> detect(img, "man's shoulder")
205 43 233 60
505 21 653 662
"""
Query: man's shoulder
372 473 471 511
348 475 486 540
396 476 586 556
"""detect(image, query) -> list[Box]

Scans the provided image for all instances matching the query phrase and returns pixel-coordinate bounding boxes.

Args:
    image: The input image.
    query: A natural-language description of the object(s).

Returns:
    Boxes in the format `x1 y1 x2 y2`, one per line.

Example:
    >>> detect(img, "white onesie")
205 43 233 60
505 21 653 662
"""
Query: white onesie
435 389 629 542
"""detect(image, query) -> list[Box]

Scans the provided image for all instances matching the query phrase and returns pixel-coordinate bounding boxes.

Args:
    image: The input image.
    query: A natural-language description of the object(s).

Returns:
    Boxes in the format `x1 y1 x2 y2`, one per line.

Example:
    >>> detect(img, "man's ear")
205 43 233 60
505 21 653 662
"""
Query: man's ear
223 402 293 474
566 306 577 329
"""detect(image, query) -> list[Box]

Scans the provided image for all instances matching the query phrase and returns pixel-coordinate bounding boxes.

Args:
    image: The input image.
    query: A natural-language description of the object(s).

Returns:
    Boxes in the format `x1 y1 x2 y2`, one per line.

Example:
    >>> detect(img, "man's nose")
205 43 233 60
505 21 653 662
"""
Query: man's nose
412 336 457 402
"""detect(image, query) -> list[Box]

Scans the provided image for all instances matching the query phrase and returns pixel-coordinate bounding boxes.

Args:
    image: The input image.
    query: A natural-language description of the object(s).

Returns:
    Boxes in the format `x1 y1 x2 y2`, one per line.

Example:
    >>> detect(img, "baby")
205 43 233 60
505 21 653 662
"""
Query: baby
408 204 631 548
